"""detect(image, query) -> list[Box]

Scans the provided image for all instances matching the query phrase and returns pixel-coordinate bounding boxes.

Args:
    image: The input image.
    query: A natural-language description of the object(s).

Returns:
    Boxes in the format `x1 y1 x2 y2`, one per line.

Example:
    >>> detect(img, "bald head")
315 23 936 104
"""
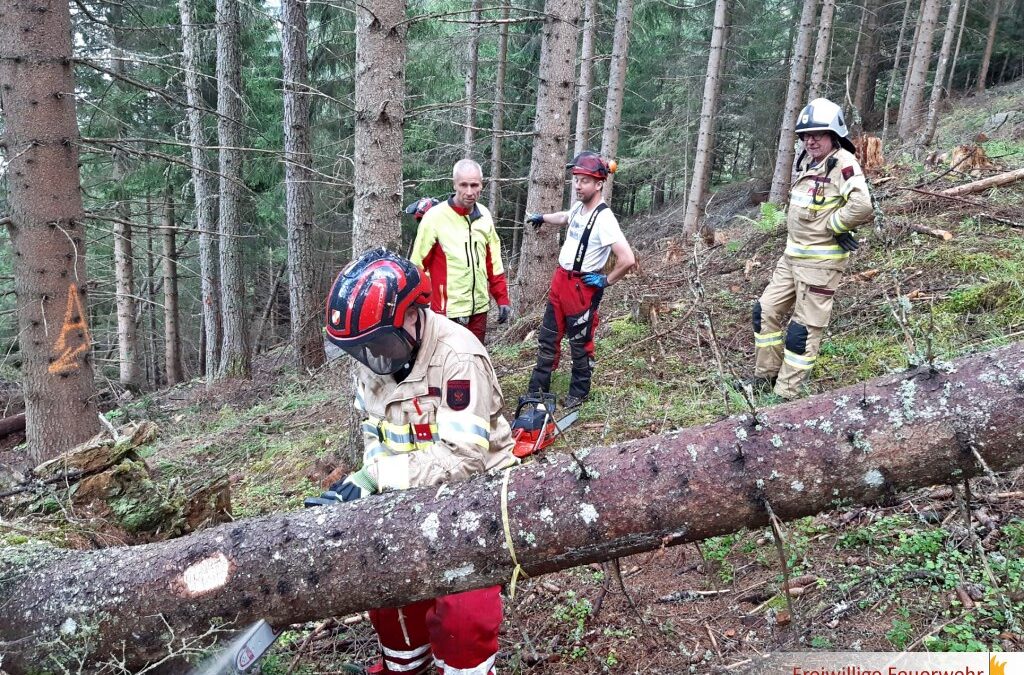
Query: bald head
452 159 483 209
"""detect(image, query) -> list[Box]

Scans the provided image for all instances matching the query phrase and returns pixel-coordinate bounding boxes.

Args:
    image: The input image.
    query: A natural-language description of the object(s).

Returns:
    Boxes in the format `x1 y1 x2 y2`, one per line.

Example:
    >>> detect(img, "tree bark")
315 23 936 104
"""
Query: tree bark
145 200 161 388
897 0 941 140
110 5 145 392
3 343 1024 671
464 0 482 156
512 0 582 306
163 191 184 386
807 0 836 99
975 0 1001 93
0 0 100 464
768 0 818 205
487 4 510 220
352 0 407 253
600 0 634 202
919 0 964 146
216 0 252 378
682 0 729 241
179 0 222 382
573 0 598 157
882 0 914 141
946 0 970 94
282 0 326 371
939 167 1024 196
852 0 879 119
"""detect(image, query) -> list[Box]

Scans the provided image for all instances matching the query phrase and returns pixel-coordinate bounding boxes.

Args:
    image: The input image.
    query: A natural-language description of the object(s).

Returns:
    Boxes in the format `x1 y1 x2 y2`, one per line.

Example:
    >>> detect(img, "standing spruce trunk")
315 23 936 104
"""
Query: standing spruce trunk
882 0 914 141
945 0 970 94
351 0 407 253
919 0 964 146
573 0 598 157
852 0 879 119
513 0 582 306
179 0 222 381
110 5 145 392
281 0 325 371
682 0 729 242
975 0 1001 93
464 0 482 156
487 4 510 220
3 343 1024 671
144 197 161 387
768 0 818 205
806 0 836 99
599 0 634 203
897 0 940 141
162 191 184 386
216 0 251 378
0 0 99 464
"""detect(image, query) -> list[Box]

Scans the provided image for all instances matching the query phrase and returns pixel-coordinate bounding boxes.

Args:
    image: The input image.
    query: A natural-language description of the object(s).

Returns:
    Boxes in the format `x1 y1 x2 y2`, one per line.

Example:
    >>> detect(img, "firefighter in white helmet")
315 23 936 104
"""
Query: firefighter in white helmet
748 98 874 400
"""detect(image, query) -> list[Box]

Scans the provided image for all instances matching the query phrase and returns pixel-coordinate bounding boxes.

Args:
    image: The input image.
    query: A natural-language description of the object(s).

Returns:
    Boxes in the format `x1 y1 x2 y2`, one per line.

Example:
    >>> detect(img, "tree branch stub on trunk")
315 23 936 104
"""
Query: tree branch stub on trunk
3 344 1024 671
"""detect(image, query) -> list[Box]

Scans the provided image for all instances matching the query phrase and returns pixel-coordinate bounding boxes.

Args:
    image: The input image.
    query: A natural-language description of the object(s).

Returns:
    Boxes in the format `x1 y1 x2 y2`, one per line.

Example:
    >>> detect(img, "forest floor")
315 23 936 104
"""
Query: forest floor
4 83 1024 674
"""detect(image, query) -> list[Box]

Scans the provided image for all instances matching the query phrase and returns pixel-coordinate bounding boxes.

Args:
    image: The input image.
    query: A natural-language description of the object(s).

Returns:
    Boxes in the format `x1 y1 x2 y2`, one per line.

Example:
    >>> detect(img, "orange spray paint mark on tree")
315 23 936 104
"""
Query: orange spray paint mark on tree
48 284 91 375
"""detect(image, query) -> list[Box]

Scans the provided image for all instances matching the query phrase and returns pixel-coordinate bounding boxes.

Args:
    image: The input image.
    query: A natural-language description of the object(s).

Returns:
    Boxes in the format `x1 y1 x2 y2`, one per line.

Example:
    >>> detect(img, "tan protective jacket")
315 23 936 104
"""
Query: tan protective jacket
355 310 516 492
784 148 874 271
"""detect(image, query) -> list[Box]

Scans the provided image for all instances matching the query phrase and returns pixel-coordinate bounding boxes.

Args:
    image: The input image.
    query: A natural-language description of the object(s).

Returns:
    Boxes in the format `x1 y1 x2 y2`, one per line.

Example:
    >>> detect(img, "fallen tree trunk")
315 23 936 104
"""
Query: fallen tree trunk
941 166 1024 197
3 344 1024 671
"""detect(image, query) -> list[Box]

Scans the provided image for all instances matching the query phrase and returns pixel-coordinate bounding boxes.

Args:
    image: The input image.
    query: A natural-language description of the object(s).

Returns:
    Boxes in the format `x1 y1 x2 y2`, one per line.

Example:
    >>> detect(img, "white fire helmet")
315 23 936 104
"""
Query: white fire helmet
795 98 856 153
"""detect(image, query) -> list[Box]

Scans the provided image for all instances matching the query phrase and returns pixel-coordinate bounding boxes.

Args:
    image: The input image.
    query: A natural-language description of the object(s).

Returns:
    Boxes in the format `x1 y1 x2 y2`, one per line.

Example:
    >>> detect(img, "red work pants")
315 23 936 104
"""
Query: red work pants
368 585 502 674
527 267 604 400
448 312 488 344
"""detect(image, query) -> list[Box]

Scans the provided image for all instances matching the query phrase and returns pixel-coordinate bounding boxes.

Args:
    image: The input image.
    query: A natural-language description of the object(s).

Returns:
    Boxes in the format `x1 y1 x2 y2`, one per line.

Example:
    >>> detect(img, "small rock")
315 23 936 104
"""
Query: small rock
917 509 942 524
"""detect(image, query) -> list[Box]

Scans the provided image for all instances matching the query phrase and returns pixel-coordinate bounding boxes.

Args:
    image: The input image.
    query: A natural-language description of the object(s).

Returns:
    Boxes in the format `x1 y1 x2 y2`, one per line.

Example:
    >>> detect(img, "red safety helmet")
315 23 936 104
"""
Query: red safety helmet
568 151 616 180
404 196 440 221
325 249 431 374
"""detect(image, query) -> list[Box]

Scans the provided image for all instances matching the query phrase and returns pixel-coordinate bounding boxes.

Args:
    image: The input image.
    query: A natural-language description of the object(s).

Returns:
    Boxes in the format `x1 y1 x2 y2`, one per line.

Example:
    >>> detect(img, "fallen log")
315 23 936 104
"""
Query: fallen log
940 166 1024 197
3 344 1024 671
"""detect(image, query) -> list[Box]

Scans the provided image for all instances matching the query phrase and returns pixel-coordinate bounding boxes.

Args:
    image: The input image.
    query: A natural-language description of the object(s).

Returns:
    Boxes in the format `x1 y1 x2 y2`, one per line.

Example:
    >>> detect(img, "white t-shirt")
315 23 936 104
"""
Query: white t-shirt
557 201 624 273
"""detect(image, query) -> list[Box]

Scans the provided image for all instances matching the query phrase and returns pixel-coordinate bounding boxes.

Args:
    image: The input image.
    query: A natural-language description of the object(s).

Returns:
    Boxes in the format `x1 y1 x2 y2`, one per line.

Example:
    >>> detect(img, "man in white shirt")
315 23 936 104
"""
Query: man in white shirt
524 152 636 408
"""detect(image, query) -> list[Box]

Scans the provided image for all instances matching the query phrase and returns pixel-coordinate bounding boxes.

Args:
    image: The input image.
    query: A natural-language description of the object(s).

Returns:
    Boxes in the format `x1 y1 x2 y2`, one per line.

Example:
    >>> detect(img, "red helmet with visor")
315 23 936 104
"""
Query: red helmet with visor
325 249 431 374
569 151 615 180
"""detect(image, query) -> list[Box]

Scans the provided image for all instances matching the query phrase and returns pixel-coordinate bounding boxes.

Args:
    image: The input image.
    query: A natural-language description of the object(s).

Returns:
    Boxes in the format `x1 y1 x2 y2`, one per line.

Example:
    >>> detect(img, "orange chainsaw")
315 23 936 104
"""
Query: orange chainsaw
511 393 579 459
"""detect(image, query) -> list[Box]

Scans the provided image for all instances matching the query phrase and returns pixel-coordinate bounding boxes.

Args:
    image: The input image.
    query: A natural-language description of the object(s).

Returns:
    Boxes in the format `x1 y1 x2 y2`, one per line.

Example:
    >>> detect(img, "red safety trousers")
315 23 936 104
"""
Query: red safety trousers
527 267 604 400
367 585 502 674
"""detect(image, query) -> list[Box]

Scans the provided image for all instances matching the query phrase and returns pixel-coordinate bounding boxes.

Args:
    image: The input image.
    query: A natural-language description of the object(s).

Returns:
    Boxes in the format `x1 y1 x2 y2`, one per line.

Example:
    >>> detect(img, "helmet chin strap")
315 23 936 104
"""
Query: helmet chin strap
393 309 424 381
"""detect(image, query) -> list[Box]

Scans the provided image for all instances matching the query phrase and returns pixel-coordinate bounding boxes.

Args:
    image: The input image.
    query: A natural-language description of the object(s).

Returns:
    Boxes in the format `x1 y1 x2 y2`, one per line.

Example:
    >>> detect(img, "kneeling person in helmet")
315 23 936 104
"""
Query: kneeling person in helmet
750 98 874 400
321 248 516 675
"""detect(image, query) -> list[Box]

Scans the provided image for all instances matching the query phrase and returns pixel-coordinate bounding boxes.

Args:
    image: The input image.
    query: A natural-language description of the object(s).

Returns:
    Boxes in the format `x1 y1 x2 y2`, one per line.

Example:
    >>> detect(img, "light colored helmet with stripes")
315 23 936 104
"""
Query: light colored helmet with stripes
795 98 856 153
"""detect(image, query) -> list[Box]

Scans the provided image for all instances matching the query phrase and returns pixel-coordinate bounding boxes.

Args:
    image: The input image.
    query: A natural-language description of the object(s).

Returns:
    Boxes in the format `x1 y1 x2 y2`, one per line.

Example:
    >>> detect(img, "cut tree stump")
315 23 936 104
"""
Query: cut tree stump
2 344 1024 671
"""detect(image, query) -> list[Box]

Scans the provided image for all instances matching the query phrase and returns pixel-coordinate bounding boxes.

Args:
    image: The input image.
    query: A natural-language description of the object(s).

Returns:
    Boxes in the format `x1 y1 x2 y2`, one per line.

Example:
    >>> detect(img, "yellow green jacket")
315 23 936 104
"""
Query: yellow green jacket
410 199 510 319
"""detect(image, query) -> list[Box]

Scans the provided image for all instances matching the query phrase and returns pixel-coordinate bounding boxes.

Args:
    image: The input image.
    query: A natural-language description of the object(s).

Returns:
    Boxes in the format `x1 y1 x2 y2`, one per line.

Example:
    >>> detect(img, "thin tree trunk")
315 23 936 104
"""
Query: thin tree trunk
919 0 964 146
900 0 925 108
352 0 406 253
0 0 100 464
946 0 970 94
574 0 598 157
216 0 251 378
110 5 144 392
162 191 184 386
975 0 1001 93
600 0 635 202
768 0 819 204
464 0 482 156
282 0 326 371
4 343 1024 672
683 0 729 241
807 0 836 99
488 4 510 219
145 200 160 388
256 262 287 354
898 0 941 140
852 0 879 117
179 0 222 382
882 0 914 141
513 0 582 306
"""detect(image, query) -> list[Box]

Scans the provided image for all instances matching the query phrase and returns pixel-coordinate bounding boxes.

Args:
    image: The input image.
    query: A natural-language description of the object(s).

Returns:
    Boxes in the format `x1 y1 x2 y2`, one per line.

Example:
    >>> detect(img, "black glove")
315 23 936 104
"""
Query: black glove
526 212 544 228
497 305 513 324
835 232 858 252
302 473 370 507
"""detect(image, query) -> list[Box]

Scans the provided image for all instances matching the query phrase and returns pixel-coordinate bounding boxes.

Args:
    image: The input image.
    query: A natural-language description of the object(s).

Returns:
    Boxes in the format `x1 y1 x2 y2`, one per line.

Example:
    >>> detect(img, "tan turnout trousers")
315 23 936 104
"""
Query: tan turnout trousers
754 257 842 399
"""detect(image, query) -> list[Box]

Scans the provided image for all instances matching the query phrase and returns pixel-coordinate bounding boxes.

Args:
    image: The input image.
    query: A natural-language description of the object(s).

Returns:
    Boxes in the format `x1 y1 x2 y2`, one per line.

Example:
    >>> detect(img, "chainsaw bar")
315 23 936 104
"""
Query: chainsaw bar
554 410 579 434
233 620 282 672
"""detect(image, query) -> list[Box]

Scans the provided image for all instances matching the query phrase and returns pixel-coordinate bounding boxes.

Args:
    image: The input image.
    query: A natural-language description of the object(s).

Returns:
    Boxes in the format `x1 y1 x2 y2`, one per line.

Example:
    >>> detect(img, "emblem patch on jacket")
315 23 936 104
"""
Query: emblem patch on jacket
841 166 855 180
446 379 471 410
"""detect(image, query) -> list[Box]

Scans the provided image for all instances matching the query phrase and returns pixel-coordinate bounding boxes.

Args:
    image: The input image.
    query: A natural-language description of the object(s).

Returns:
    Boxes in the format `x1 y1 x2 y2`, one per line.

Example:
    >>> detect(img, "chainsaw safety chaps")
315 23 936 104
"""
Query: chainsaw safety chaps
528 268 603 400
369 586 501 674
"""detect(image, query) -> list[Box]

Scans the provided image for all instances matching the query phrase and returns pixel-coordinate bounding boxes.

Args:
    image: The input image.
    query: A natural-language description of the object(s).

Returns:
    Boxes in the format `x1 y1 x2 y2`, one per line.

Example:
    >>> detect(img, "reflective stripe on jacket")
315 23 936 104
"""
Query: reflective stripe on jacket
785 148 874 270
355 309 516 491
410 199 510 319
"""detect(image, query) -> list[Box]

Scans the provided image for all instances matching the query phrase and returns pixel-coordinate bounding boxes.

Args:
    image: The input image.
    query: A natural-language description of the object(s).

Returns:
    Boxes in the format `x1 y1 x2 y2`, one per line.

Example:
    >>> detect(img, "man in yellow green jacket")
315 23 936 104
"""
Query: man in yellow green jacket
410 159 512 343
